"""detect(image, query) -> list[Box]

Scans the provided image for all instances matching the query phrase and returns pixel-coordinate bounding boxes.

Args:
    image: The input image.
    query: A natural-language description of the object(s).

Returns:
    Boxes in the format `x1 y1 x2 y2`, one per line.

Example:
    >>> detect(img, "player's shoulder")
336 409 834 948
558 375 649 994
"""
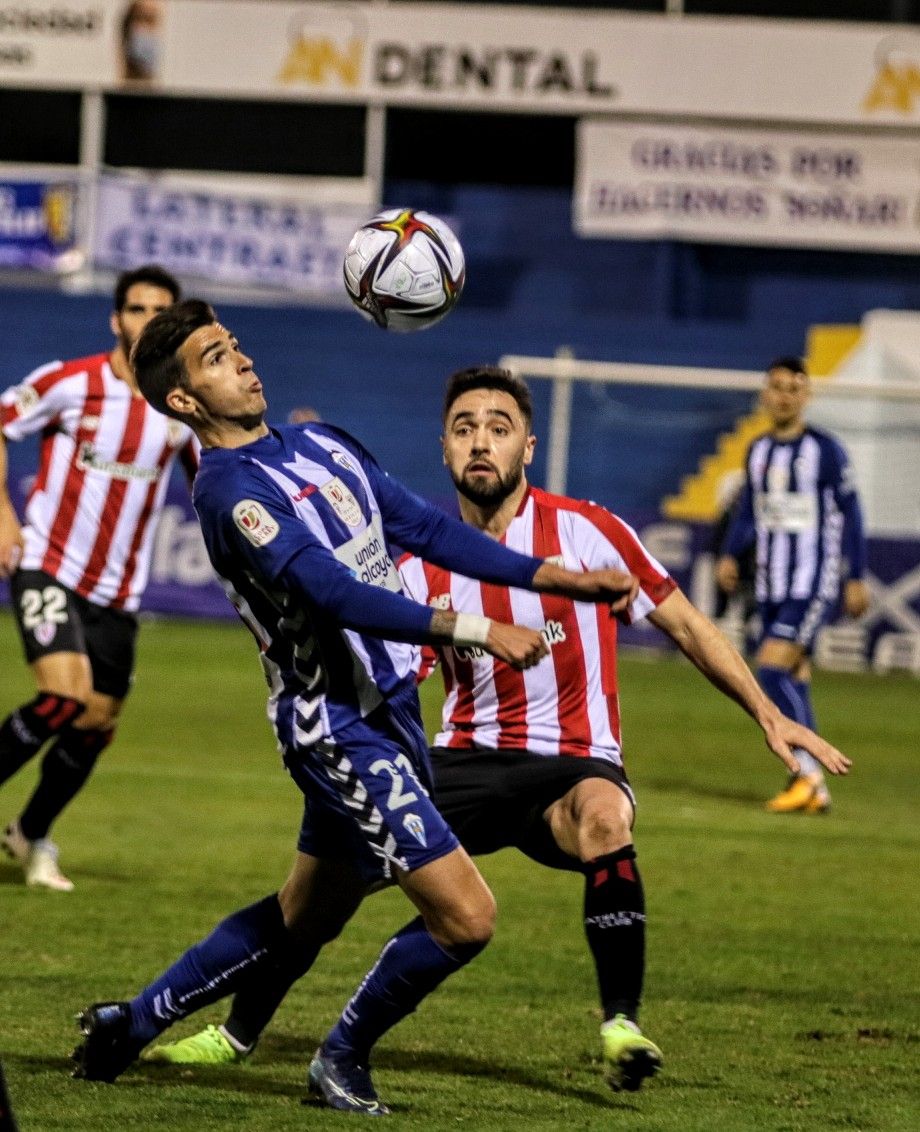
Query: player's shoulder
50 352 110 381
529 485 623 530
804 423 845 452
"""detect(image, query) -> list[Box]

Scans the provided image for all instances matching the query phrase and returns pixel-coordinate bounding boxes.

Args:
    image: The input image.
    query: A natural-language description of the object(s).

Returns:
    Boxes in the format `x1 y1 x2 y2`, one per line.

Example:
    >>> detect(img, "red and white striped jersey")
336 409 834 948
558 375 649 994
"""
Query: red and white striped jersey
1 353 196 611
398 486 676 765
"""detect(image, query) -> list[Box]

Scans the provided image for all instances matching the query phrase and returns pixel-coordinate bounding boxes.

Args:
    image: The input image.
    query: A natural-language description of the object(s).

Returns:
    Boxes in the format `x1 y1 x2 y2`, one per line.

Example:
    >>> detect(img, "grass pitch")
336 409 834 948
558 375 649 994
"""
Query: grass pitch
0 612 918 1131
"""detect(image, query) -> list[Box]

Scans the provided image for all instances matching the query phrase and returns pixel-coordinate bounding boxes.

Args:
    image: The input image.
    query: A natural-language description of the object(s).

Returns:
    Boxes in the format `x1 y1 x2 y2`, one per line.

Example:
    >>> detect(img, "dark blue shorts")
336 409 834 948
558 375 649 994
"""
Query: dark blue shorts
292 686 460 884
759 595 835 654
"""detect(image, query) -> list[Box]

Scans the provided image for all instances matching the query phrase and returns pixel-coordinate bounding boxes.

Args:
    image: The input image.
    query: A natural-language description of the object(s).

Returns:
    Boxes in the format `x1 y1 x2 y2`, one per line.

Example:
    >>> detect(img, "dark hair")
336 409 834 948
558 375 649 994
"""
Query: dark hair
132 298 215 419
443 366 533 428
114 264 181 312
766 355 808 377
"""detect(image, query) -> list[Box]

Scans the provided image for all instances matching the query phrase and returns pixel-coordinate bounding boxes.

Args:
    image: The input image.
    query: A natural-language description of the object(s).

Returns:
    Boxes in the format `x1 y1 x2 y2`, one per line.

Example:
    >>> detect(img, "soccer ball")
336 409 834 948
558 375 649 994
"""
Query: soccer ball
343 208 465 332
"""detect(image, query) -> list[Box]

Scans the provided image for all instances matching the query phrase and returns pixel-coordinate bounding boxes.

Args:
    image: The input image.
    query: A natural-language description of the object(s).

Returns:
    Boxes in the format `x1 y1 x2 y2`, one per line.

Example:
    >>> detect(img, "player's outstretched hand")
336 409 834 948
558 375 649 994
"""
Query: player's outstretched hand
0 502 24 579
532 562 640 616
715 555 739 594
484 623 549 671
762 715 852 777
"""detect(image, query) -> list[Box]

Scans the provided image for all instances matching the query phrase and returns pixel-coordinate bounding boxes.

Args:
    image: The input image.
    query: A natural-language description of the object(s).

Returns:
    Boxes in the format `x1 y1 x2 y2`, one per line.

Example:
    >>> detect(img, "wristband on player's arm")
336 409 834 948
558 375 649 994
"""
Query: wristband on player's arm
452 612 492 647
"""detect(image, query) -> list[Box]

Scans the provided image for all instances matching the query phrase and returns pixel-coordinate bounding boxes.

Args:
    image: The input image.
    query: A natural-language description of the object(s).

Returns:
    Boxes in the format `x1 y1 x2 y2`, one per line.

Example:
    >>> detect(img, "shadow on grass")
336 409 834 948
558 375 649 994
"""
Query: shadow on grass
643 777 767 807
260 1033 639 1110
4 1037 660 1111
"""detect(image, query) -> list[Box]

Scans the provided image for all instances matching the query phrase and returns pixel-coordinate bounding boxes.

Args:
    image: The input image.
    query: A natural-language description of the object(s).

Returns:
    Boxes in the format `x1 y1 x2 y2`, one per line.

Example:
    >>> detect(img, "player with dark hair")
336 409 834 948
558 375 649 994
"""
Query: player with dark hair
717 356 869 814
92 361 851 1100
71 303 656 1115
0 265 190 891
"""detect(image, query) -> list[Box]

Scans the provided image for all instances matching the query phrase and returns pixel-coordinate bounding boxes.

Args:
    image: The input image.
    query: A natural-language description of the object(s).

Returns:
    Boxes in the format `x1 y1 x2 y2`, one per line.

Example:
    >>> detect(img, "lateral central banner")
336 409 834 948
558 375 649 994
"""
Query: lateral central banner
574 120 920 253
93 174 371 293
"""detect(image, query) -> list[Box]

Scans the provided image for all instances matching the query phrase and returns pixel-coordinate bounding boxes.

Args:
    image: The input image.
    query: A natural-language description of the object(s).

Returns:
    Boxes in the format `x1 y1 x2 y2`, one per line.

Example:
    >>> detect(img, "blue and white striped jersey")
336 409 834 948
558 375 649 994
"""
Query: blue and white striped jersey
193 423 541 752
725 426 866 605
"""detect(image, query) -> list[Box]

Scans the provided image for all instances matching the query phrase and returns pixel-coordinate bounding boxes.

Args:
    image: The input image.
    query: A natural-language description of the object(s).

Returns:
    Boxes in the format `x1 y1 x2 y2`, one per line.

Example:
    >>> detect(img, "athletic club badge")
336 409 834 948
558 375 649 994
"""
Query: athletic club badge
34 622 57 647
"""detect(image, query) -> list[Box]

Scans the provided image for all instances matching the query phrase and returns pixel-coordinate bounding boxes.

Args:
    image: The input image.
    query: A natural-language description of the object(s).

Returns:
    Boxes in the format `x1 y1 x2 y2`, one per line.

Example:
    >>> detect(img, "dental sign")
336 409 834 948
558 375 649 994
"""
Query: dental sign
5 2 920 123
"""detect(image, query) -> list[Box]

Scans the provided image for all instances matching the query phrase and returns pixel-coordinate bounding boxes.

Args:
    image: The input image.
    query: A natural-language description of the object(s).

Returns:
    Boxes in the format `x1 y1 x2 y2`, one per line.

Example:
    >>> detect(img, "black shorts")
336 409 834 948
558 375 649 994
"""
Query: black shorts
10 569 138 699
430 746 634 873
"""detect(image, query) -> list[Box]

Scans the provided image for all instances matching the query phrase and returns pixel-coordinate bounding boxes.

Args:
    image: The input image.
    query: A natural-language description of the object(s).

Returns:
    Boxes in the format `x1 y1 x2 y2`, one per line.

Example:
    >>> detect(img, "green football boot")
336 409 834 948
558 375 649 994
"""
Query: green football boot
600 1014 662 1092
144 1025 251 1066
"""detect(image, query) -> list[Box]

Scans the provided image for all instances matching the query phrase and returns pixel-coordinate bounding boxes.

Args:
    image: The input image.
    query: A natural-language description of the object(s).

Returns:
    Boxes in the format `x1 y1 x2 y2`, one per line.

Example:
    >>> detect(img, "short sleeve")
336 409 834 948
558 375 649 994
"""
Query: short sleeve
1 361 68 441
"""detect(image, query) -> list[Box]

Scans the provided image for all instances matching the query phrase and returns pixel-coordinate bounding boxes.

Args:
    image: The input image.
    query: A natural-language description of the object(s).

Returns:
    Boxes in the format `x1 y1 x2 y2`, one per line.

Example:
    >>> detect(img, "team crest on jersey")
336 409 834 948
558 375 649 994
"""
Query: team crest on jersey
402 813 427 848
14 385 39 416
232 499 280 547
429 593 452 610
320 477 362 527
331 449 358 474
33 621 57 647
166 419 186 447
79 414 101 432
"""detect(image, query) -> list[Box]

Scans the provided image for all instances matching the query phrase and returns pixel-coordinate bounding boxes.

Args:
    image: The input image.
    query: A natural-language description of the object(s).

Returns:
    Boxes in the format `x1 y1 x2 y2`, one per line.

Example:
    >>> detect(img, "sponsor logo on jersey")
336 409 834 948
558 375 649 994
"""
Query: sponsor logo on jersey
232 499 281 547
292 482 318 502
14 384 39 416
335 522 400 591
455 619 566 661
402 813 427 848
321 476 362 526
77 441 162 481
429 592 452 609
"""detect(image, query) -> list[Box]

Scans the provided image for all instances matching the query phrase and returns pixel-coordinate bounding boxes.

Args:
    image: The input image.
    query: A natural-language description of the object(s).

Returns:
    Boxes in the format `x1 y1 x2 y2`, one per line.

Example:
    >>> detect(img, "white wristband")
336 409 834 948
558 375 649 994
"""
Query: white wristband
453 612 492 647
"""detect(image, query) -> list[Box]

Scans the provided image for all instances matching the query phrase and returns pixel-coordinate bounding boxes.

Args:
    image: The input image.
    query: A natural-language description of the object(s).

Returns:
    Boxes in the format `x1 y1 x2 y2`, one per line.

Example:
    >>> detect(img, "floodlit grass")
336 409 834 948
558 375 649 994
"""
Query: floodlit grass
1 612 917 1131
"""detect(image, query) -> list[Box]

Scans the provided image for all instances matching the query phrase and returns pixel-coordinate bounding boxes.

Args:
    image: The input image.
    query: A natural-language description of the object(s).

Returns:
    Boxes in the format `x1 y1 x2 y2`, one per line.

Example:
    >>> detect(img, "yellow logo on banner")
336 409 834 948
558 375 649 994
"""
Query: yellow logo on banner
43 186 74 244
864 37 920 114
277 11 364 88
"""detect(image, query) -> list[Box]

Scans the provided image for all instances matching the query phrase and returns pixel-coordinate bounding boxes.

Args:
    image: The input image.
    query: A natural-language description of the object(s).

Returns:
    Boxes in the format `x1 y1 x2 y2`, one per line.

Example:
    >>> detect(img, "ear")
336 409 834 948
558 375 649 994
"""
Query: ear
440 433 447 466
165 387 197 418
523 433 536 467
109 310 120 338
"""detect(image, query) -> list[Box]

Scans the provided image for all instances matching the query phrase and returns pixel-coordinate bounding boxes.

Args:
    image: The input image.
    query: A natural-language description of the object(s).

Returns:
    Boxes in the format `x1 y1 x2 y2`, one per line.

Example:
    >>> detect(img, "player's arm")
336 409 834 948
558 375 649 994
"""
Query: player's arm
0 429 24 578
715 473 755 595
279 544 546 669
830 444 870 618
648 588 852 776
206 481 547 671
359 450 638 611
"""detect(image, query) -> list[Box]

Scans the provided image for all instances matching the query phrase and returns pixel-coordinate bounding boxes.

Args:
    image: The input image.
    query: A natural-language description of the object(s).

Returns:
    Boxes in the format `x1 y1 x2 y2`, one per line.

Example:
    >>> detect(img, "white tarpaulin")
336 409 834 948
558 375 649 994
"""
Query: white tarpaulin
575 120 920 253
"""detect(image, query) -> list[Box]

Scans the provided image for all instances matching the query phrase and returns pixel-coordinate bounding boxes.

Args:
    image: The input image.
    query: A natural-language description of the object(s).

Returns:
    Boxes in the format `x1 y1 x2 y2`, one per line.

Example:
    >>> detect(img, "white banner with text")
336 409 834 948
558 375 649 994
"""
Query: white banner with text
575 121 920 252
93 174 371 293
4 3 920 124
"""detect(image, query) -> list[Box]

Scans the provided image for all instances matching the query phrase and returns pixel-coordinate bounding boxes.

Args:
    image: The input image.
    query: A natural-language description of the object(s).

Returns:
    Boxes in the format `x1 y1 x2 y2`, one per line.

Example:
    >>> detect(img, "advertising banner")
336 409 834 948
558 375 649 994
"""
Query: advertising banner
0 180 81 270
5 3 920 125
93 174 371 294
575 121 920 253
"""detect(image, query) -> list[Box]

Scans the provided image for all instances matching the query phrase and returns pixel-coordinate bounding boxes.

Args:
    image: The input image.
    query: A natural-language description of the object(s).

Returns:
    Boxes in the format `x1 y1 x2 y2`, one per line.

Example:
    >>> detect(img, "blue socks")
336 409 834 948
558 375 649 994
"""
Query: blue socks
129 895 287 1045
324 916 485 1062
758 665 820 776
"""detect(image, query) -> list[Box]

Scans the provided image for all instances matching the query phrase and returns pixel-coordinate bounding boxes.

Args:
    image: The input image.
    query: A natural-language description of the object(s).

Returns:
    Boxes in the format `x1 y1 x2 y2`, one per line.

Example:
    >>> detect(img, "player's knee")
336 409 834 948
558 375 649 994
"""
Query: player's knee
575 798 632 860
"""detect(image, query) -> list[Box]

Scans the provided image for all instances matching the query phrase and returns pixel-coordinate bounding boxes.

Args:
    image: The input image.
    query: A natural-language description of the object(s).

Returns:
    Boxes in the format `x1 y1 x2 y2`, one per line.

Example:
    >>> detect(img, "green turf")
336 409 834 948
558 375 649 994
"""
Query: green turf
1 612 917 1130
